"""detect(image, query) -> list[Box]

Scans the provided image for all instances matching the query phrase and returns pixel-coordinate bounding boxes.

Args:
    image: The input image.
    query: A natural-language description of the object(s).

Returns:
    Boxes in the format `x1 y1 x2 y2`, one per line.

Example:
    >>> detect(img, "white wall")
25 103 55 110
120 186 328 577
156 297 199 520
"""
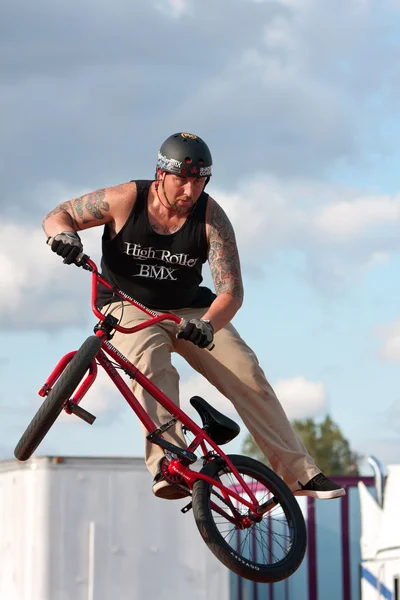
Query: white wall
0 456 229 600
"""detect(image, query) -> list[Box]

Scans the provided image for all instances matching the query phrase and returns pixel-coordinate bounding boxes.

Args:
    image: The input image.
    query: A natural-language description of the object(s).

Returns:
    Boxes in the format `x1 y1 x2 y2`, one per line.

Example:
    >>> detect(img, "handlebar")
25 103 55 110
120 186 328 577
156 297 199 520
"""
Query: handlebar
47 239 215 350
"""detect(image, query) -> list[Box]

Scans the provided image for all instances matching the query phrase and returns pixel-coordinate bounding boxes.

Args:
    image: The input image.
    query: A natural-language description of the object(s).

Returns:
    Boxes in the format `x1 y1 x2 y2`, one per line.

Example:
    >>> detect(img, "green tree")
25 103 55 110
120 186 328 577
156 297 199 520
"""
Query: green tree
242 415 362 476
242 435 272 468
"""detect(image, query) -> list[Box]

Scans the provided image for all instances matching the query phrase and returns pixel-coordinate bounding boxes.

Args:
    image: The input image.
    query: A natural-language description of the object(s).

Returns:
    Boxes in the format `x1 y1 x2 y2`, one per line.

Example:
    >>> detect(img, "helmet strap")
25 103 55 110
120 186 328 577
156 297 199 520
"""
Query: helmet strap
154 179 179 213
154 177 195 216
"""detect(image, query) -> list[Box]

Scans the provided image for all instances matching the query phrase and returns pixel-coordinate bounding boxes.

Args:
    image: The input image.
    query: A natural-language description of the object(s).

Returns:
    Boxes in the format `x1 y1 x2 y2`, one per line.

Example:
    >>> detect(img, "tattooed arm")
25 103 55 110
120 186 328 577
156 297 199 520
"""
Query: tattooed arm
42 183 135 238
202 198 244 333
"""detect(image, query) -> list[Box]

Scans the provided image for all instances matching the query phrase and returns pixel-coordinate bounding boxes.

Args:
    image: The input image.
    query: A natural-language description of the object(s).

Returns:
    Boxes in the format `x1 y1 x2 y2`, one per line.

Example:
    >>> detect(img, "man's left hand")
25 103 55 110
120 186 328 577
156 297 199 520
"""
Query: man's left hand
177 319 214 349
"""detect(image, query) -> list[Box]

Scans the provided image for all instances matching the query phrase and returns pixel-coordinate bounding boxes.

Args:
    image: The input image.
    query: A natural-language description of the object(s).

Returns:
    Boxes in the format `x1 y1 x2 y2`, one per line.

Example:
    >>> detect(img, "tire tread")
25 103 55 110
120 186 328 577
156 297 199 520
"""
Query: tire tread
192 454 307 583
14 336 101 461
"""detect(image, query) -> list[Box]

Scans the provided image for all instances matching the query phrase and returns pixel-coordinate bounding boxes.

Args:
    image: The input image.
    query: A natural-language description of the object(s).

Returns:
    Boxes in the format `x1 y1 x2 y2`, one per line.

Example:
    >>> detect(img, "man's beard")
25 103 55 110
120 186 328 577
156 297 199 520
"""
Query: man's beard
170 195 195 213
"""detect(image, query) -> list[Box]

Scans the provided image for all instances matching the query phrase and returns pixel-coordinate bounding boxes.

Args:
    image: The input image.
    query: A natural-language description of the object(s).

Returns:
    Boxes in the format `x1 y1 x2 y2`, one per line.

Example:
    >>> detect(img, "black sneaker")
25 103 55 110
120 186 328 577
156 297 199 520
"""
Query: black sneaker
293 473 346 499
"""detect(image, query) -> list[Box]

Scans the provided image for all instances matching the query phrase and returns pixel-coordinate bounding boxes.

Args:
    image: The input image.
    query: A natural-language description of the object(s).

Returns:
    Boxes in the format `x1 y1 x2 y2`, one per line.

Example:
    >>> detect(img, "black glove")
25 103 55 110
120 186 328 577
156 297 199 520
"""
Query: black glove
49 231 83 265
177 318 214 349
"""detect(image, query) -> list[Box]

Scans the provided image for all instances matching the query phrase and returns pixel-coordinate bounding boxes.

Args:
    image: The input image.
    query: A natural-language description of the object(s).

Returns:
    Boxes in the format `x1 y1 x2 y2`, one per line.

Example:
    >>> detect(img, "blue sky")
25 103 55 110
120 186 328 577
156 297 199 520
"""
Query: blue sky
1 0 400 476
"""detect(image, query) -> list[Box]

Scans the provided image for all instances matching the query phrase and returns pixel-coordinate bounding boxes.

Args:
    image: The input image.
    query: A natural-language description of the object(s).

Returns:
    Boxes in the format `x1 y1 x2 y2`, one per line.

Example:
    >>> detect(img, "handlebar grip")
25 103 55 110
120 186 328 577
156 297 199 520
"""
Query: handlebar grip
177 318 215 352
46 236 84 263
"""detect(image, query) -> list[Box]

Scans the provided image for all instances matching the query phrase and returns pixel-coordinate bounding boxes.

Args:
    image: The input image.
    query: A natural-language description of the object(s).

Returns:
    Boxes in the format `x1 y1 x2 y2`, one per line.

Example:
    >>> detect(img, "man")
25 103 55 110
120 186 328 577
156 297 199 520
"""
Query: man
43 132 345 501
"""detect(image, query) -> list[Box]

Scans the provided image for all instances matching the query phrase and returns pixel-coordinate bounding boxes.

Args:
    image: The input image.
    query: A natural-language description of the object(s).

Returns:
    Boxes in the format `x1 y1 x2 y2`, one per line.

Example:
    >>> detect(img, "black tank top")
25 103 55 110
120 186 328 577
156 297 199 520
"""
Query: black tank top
97 180 216 310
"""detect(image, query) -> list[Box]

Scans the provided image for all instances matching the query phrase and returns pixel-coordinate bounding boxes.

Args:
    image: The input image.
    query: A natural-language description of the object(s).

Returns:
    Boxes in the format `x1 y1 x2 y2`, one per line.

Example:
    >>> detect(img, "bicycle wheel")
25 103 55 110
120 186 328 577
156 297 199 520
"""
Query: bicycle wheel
192 454 307 583
14 335 102 461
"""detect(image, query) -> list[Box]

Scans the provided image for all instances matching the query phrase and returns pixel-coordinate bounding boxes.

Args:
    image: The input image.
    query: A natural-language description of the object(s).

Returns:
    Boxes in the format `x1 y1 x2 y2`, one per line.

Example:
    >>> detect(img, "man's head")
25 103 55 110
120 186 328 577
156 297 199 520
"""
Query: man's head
155 132 212 214
156 132 213 178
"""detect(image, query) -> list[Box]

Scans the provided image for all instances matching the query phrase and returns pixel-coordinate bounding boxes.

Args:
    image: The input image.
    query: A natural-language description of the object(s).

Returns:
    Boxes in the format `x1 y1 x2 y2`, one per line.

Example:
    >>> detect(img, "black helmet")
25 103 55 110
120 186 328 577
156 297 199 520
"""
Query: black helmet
156 132 213 178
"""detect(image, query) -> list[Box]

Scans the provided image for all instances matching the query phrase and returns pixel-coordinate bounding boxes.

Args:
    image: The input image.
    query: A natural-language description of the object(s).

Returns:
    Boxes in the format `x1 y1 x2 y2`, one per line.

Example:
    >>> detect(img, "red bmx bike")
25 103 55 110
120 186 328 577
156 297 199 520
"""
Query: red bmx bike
14 253 307 583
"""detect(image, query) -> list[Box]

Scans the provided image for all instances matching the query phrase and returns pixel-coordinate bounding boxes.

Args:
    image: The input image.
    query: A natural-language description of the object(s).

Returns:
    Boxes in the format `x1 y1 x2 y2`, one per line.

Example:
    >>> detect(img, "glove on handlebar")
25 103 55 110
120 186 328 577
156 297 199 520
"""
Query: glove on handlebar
49 231 83 265
177 318 214 349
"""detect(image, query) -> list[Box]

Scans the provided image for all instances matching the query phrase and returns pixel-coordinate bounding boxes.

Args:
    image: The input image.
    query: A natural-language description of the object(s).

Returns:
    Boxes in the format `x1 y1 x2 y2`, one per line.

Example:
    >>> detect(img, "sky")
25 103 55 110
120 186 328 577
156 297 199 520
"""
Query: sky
1 0 400 478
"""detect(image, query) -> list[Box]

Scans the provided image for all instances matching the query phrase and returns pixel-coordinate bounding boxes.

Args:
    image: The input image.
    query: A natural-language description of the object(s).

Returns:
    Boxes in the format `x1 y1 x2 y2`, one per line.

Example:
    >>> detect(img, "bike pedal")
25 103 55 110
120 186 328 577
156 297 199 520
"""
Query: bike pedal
67 402 96 425
147 435 197 464
181 501 192 514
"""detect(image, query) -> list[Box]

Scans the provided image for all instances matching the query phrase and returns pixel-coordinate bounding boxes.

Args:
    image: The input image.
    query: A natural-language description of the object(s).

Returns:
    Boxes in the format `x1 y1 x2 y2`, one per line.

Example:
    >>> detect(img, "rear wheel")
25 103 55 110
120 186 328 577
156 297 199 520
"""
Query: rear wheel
192 454 307 583
14 336 101 461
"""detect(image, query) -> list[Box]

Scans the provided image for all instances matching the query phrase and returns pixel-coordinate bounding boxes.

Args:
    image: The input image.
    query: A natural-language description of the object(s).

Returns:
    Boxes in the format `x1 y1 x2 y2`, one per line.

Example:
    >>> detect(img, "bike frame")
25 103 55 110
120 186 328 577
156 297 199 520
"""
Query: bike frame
41 256 268 516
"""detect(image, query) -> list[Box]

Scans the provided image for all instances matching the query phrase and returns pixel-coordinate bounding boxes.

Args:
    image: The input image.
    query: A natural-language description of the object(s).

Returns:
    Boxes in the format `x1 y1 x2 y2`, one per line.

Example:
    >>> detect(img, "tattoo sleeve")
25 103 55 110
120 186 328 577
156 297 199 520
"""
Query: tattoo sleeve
43 189 110 230
208 202 244 303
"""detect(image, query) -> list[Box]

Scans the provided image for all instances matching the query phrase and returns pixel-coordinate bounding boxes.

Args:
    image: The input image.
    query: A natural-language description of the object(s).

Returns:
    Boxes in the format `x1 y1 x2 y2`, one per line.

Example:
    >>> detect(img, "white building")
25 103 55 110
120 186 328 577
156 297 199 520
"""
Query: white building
0 455 229 600
359 463 400 600
3 453 398 600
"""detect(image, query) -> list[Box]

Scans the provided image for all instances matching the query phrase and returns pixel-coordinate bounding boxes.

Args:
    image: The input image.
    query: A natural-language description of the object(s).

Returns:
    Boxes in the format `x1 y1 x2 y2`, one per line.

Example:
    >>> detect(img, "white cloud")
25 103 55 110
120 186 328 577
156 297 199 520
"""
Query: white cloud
179 372 327 423
180 374 242 421
58 367 127 426
213 176 400 291
314 195 400 238
263 16 295 51
366 252 390 268
154 0 189 18
169 0 188 15
0 186 103 330
273 376 328 419
2 172 399 331
32 180 89 212
179 0 391 181
2 0 399 199
216 176 400 250
279 0 311 6
379 319 400 363
251 0 311 8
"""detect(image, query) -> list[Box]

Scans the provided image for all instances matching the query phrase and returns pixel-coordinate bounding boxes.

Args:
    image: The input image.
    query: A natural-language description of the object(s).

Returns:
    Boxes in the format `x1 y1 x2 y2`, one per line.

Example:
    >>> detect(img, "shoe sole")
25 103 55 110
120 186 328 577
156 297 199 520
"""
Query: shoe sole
293 488 346 499
152 479 190 500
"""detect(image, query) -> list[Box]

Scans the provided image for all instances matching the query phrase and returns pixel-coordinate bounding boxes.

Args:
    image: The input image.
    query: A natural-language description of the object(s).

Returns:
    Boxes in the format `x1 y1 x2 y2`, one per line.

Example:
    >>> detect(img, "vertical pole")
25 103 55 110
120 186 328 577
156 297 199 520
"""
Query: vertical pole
88 521 96 600
341 490 351 600
268 512 274 600
252 532 258 600
237 529 243 600
307 498 318 600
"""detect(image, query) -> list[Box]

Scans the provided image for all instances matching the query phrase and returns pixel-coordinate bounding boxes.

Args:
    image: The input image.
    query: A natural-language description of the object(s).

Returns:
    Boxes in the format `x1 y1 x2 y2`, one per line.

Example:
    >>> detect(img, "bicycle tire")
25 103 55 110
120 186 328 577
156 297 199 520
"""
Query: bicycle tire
14 335 102 461
192 454 307 583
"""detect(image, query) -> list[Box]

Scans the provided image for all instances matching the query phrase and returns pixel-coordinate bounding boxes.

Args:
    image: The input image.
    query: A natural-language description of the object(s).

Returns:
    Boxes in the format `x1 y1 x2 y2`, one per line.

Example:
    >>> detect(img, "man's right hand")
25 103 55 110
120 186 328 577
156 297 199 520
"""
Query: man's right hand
48 231 83 264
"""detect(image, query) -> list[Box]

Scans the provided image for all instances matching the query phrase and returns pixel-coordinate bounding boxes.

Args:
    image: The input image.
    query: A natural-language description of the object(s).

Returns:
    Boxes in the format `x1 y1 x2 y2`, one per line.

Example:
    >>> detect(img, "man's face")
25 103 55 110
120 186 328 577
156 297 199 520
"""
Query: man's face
161 172 207 213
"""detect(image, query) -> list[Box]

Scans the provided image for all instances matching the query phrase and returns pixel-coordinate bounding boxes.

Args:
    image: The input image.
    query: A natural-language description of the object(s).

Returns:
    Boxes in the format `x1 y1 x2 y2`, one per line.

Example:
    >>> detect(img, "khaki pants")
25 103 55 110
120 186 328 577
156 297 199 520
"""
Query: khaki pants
105 302 320 490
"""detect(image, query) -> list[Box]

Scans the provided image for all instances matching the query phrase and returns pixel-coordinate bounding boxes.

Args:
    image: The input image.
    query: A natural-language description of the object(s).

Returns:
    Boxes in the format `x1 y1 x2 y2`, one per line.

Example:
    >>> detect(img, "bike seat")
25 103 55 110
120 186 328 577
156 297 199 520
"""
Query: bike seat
190 396 240 445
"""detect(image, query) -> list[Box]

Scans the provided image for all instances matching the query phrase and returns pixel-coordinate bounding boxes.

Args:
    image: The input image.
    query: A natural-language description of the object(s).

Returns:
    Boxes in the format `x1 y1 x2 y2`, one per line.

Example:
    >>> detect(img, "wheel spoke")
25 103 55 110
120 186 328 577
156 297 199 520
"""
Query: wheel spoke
207 468 296 565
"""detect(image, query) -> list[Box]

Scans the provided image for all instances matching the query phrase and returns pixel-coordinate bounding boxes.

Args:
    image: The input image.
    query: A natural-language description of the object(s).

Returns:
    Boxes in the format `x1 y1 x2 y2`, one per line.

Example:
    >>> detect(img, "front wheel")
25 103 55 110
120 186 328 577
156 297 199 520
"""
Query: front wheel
14 335 102 461
192 454 307 583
